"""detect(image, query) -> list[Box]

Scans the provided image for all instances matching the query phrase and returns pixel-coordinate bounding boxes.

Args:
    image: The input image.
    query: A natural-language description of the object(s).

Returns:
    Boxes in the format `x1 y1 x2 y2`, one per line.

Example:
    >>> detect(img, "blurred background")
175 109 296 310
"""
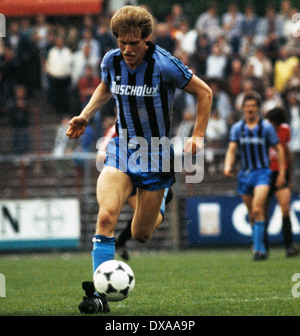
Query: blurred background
0 0 299 253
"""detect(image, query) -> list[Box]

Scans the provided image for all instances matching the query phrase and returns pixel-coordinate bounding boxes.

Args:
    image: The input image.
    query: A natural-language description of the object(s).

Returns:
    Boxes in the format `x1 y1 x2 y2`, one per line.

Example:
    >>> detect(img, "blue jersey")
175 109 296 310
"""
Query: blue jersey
101 41 192 144
230 119 279 171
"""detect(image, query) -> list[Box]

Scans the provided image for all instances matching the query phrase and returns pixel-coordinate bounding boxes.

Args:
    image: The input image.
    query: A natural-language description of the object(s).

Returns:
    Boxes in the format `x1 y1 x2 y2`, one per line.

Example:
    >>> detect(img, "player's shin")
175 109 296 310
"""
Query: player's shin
92 235 116 274
252 221 267 253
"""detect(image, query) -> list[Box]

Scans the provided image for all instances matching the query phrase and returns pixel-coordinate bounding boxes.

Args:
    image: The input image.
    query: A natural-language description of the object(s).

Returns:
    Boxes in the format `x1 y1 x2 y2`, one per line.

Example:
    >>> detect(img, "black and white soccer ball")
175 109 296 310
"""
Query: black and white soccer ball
93 260 135 302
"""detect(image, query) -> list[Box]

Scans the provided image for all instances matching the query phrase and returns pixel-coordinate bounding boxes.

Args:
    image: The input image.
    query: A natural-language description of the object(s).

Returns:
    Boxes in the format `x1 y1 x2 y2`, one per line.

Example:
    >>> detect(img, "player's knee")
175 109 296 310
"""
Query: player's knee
132 229 151 244
282 206 290 217
97 209 115 232
252 206 264 220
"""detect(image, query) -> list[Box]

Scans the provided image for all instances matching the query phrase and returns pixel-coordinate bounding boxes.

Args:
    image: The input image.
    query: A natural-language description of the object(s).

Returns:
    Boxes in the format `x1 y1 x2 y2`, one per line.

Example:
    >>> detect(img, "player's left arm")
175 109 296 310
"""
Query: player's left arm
182 74 212 154
273 142 286 188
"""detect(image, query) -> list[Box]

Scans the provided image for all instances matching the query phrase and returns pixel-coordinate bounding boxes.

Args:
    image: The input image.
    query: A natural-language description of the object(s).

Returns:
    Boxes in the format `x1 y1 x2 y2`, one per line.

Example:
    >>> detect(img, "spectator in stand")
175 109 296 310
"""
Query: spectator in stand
39 28 56 91
205 109 228 148
173 19 197 56
71 44 99 87
234 79 254 114
96 16 117 59
285 91 300 154
241 3 258 39
19 25 41 94
78 28 101 63
40 28 55 61
190 33 211 77
8 85 31 155
53 116 73 158
242 62 265 97
283 64 300 95
274 45 299 93
239 34 256 59
154 22 175 55
77 65 101 135
6 21 21 53
278 0 293 25
261 86 284 116
243 46 273 88
254 5 284 61
45 34 72 115
194 1 222 43
228 58 243 103
77 64 101 109
206 42 227 79
209 79 232 124
172 88 197 137
7 20 40 96
73 117 96 173
217 34 232 57
238 3 258 59
80 15 96 37
166 3 187 30
222 2 244 54
174 106 196 156
34 14 50 51
19 18 33 40
205 108 228 172
65 26 81 52
0 46 20 102
285 8 300 57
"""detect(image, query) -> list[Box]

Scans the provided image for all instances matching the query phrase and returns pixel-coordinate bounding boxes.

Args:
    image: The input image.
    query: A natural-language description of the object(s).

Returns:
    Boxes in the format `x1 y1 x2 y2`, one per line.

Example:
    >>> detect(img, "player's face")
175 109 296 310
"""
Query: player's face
243 99 259 122
118 33 148 69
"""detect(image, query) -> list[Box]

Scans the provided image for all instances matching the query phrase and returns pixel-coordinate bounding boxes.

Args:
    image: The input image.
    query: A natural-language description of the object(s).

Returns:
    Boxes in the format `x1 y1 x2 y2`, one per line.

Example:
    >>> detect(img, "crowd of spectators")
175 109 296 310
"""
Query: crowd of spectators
0 1 299 157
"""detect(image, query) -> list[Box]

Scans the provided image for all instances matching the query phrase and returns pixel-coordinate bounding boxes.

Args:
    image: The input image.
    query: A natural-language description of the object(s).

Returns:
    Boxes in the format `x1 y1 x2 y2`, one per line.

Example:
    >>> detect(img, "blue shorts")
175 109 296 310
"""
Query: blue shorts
105 137 175 191
237 168 271 195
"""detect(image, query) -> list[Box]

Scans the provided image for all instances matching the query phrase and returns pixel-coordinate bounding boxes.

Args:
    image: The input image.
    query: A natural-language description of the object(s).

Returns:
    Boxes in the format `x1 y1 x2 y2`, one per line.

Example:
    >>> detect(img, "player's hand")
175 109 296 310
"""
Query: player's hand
66 116 88 138
183 136 204 155
223 168 235 178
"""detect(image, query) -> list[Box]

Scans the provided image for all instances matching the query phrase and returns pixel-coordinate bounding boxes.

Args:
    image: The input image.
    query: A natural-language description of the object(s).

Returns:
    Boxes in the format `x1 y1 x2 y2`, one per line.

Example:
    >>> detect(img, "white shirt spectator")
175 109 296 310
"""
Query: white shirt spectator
46 45 72 78
71 45 99 86
206 44 227 79
195 8 223 42
206 112 227 141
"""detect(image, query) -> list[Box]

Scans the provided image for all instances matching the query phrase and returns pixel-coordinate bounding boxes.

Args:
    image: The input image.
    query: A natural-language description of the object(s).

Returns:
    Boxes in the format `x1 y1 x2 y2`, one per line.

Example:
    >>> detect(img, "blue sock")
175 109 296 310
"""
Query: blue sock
159 188 169 222
92 234 115 275
252 221 266 253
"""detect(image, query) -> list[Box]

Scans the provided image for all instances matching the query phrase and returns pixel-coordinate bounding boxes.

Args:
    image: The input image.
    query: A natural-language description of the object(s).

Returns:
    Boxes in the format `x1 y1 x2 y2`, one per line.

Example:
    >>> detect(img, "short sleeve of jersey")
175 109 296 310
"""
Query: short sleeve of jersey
159 51 193 89
264 121 279 145
229 121 241 142
100 49 115 84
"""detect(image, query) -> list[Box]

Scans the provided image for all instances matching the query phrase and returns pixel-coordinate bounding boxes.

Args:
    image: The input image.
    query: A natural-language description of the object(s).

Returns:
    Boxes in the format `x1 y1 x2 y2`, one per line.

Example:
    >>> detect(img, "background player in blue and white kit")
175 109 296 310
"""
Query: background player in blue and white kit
67 6 212 313
224 92 285 261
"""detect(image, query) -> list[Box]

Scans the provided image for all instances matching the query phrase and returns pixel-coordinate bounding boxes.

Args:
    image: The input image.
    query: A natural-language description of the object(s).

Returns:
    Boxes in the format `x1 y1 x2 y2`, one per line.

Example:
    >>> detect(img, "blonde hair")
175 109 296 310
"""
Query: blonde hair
110 6 153 39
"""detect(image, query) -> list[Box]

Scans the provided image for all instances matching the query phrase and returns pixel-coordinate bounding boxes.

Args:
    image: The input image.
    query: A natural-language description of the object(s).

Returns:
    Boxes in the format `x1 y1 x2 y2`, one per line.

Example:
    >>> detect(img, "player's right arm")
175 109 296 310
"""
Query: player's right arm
224 141 237 177
66 81 112 139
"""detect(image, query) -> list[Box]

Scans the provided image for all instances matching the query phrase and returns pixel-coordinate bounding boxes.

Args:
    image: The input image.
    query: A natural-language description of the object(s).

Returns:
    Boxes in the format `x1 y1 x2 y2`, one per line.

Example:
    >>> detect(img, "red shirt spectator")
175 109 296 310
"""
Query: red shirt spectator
77 65 101 105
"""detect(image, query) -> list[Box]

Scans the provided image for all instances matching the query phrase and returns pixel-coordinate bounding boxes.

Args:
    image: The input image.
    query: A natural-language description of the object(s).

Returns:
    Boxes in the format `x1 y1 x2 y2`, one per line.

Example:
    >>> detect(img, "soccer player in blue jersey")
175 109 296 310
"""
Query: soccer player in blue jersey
66 6 212 313
224 91 285 261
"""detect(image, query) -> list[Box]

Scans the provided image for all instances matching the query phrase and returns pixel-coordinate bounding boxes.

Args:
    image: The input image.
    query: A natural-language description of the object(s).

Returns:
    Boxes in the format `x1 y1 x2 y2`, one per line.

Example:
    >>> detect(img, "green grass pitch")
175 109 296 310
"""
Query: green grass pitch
0 249 299 316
